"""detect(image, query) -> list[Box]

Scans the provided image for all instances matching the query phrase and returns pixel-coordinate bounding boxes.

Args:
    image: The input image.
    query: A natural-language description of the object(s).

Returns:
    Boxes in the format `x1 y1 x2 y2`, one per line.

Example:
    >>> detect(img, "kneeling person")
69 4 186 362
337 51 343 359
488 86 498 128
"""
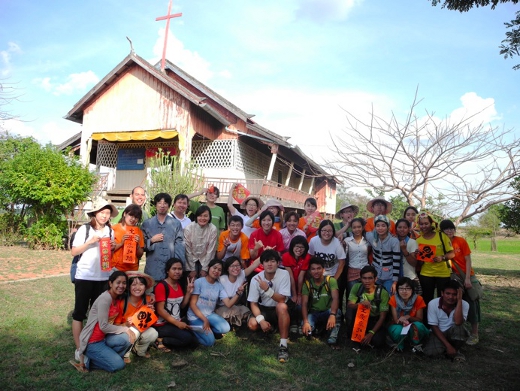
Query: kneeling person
247 250 292 362
302 257 342 346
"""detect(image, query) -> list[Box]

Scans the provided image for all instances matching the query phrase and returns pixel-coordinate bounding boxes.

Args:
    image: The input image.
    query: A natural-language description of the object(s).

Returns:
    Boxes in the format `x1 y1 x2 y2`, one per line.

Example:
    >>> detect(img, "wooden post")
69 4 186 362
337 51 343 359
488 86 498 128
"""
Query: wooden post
266 144 278 181
308 177 315 194
298 168 306 191
285 162 294 186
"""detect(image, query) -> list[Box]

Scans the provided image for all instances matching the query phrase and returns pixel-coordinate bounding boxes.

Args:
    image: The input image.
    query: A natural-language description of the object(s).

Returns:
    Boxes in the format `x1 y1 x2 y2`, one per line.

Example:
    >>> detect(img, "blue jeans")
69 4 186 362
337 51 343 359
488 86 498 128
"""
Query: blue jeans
304 309 342 341
189 313 230 347
377 279 393 295
84 333 131 372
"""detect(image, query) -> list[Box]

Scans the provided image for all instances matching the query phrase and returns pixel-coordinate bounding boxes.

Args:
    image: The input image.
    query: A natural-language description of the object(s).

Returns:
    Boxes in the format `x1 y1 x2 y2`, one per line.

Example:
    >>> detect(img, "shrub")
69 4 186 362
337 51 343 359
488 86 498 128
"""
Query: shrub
26 217 66 250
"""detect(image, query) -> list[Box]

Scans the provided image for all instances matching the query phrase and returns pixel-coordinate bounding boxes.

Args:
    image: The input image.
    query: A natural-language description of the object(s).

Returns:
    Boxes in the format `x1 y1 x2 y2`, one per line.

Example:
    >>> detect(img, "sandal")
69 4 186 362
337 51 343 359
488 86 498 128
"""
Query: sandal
69 359 88 373
453 352 466 363
154 338 171 353
124 356 131 364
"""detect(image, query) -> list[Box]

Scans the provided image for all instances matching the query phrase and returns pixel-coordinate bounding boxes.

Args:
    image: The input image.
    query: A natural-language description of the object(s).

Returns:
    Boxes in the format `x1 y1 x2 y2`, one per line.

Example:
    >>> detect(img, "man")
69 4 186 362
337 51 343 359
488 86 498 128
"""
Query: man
247 250 292 363
114 186 150 224
170 194 192 229
216 216 250 266
424 280 469 361
301 257 341 347
141 193 186 281
347 265 389 350
364 197 396 235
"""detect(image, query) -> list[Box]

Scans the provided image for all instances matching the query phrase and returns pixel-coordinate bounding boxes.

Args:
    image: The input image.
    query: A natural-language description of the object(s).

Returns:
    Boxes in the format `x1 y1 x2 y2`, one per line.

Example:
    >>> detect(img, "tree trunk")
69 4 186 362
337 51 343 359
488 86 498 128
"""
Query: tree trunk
491 236 497 252
473 238 478 250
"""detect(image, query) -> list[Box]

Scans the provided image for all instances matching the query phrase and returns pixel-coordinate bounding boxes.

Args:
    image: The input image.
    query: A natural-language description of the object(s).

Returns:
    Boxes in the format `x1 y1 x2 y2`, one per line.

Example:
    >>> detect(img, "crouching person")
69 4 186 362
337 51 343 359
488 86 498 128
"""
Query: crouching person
347 265 389 351
423 280 469 361
301 257 342 348
247 250 292 363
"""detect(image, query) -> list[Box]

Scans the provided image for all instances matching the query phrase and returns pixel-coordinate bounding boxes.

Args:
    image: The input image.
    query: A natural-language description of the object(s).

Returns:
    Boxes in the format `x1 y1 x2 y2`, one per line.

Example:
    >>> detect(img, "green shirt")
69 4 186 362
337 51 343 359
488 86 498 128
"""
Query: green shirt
302 277 338 312
348 283 389 317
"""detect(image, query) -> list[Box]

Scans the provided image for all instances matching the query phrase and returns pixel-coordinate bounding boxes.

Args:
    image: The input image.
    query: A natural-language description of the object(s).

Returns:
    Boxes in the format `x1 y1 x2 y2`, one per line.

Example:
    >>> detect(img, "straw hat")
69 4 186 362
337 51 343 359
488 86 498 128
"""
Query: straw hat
264 199 285 212
366 197 392 214
86 199 118 218
125 271 155 290
240 196 264 210
335 203 360 219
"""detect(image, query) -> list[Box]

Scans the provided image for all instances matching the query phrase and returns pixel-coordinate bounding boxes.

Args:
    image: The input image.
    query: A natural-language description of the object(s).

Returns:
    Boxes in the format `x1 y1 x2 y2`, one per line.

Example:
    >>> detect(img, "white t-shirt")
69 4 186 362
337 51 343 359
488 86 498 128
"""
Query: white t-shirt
187 277 228 321
247 268 291 307
308 237 346 277
427 297 469 332
402 238 419 279
218 270 246 305
171 213 191 229
72 224 113 281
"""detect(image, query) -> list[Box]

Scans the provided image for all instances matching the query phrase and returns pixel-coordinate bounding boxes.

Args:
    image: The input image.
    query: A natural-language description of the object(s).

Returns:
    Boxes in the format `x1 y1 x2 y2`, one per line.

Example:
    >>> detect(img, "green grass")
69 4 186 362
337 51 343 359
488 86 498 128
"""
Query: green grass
473 238 520 253
1 252 520 390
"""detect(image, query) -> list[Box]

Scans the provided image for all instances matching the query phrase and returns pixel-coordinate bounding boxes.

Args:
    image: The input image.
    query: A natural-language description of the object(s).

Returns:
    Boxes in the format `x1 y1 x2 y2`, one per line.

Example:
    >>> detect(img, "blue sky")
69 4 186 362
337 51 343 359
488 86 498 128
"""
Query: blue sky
1 0 519 163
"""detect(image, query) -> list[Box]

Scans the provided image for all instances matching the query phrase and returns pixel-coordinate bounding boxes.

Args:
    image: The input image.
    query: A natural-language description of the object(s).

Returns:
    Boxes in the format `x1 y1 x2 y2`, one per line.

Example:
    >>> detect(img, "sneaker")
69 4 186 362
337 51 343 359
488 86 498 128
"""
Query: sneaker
277 345 289 363
411 344 423 354
327 336 337 345
466 334 479 346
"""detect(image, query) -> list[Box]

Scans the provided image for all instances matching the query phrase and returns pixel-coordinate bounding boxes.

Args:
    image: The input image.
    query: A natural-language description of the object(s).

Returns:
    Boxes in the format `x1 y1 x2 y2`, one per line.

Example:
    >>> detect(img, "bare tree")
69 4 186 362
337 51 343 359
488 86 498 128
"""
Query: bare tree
326 93 520 225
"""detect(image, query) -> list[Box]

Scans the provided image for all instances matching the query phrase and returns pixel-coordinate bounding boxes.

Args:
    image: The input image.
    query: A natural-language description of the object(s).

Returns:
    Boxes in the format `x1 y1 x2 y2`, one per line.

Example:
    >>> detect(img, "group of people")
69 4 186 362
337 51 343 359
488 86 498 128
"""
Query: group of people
69 186 480 372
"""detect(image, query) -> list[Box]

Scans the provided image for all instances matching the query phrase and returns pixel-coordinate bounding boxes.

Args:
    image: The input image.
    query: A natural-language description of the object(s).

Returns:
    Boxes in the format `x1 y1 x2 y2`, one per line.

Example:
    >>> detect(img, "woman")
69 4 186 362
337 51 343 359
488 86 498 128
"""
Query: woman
298 197 322 241
114 271 158 362
366 215 401 294
184 205 218 279
246 199 284 231
71 199 118 359
440 219 480 345
403 206 420 239
334 203 360 243
112 204 145 272
308 220 346 313
387 277 429 351
282 236 311 305
187 259 242 346
279 211 306 253
396 218 421 295
227 183 264 237
70 271 135 373
248 210 284 263
415 213 454 308
216 256 261 327
344 217 370 294
153 258 198 351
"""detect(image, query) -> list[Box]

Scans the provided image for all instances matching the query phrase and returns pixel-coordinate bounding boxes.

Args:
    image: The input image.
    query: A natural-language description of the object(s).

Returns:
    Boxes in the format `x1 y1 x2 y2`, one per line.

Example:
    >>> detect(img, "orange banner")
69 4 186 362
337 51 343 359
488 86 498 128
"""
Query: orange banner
417 244 436 263
123 227 138 264
99 237 112 271
351 304 370 343
232 184 251 204
131 306 158 332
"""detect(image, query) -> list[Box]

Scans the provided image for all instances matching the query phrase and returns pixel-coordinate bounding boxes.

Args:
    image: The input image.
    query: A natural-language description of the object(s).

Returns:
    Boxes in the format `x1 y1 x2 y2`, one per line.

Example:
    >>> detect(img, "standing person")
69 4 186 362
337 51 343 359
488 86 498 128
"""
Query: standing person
246 199 284 231
111 204 145 272
367 215 401 295
396 218 421 295
216 215 250 266
403 206 420 239
387 277 428 351
347 265 390 350
114 186 149 224
298 197 322 241
190 186 226 237
301 257 342 347
71 199 118 360
279 211 306 253
114 272 158 363
440 219 480 345
227 183 264 237
334 203 360 242
248 210 284 262
364 197 396 235
423 280 469 361
247 250 292 363
282 236 311 306
216 255 261 328
344 218 370 294
70 271 135 373
153 258 198 351
184 205 218 279
415 213 455 311
187 259 240 347
170 194 192 229
141 193 186 282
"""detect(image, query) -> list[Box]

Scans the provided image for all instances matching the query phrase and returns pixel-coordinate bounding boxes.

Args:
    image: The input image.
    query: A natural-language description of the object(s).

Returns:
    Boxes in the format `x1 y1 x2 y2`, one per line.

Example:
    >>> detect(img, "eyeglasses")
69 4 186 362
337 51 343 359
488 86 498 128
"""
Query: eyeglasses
229 264 242 269
320 229 333 233
293 245 306 250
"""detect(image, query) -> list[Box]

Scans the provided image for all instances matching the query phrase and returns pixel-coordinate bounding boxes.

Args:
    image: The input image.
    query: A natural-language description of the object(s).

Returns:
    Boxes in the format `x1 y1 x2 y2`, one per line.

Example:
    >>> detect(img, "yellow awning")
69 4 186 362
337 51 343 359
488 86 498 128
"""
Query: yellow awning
91 130 178 142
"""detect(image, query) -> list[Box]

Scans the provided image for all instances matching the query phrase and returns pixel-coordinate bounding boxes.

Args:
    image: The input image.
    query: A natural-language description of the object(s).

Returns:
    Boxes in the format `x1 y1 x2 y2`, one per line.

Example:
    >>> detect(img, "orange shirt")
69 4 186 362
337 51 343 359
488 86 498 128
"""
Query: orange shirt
365 216 396 236
450 235 474 276
112 223 145 272
218 230 250 261
298 214 322 242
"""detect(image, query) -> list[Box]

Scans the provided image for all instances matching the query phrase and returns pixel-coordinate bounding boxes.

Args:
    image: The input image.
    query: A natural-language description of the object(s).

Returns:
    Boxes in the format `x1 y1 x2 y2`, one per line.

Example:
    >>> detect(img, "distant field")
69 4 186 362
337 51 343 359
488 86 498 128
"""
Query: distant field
471 238 520 254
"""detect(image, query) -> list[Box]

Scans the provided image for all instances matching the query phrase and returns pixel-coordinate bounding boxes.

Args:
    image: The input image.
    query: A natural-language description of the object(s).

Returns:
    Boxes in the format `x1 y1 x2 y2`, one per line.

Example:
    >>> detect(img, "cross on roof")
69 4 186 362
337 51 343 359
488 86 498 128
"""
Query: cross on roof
156 0 182 72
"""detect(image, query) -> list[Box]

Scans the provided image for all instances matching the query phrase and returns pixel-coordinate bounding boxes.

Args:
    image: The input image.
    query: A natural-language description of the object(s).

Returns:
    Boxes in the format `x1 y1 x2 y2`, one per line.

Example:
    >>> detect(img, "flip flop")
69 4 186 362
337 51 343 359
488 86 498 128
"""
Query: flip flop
154 339 171 353
69 359 88 373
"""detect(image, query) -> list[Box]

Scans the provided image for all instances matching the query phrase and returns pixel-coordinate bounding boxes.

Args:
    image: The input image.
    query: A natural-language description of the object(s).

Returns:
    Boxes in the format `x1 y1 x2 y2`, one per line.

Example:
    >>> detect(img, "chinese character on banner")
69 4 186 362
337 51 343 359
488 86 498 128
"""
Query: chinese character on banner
232 184 251 204
417 244 436 263
131 306 158 332
123 227 137 264
99 237 112 271
351 305 370 343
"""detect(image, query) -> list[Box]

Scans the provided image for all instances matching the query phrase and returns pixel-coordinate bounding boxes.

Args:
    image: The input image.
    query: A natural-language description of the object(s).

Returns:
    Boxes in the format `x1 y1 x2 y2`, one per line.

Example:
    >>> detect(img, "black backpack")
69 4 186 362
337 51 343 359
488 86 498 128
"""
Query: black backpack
356 283 384 308
304 276 332 311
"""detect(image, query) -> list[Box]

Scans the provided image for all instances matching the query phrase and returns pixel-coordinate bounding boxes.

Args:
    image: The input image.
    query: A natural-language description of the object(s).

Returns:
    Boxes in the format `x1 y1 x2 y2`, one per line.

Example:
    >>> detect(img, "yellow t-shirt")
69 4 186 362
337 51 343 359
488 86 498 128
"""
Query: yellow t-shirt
416 232 453 278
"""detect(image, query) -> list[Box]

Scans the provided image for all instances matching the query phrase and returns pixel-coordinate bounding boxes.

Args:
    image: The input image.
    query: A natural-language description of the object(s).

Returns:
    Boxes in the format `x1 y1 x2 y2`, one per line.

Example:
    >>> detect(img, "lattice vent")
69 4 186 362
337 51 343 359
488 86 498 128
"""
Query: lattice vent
192 140 235 168
236 142 271 177
96 142 118 168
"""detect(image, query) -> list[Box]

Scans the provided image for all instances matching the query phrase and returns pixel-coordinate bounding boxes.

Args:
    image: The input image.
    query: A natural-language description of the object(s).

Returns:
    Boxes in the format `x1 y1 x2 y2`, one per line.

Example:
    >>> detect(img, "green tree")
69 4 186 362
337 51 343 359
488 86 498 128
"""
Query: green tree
335 187 370 219
478 204 503 251
430 1 520 70
500 176 520 233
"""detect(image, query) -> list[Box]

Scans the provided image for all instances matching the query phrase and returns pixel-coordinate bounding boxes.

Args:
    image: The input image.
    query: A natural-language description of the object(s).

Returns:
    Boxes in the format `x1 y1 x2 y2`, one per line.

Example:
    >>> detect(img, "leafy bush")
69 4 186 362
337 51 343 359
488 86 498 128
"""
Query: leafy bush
26 218 66 250
0 211 26 246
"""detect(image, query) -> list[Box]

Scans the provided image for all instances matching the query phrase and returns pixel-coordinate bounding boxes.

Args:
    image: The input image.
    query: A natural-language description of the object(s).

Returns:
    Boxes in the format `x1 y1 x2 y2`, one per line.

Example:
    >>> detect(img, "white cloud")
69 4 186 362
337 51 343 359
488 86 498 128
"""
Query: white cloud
1 42 22 76
2 118 81 145
2 118 40 140
32 71 99 96
295 0 363 22
151 28 230 83
449 92 499 126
